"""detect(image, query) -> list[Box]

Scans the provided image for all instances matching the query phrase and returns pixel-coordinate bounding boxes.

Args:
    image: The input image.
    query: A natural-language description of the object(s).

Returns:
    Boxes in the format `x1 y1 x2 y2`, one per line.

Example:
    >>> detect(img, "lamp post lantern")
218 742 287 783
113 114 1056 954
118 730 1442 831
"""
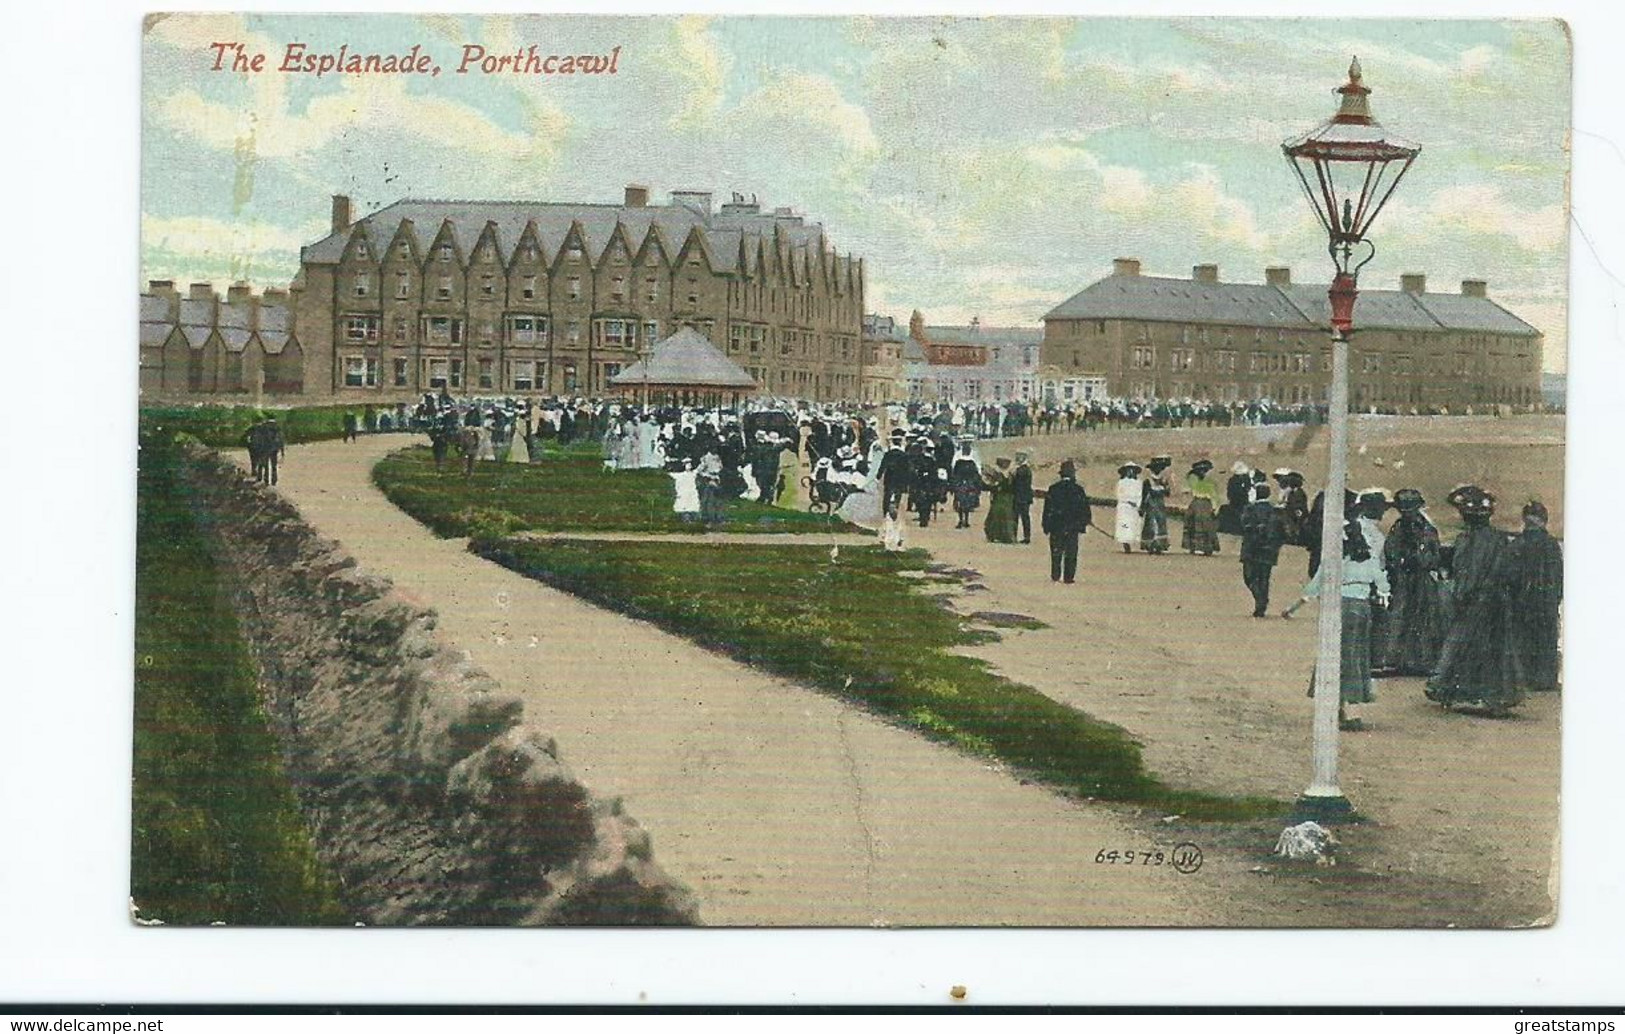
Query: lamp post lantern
1281 57 1419 823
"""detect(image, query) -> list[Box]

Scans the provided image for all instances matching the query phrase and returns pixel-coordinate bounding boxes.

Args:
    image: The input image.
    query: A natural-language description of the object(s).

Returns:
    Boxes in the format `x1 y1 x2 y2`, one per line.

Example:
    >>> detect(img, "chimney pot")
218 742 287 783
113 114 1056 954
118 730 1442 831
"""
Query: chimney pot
1265 266 1292 287
188 282 215 300
1401 273 1427 295
1192 263 1219 284
227 282 253 304
1461 279 1488 298
331 194 353 234
1112 258 1142 277
624 184 649 208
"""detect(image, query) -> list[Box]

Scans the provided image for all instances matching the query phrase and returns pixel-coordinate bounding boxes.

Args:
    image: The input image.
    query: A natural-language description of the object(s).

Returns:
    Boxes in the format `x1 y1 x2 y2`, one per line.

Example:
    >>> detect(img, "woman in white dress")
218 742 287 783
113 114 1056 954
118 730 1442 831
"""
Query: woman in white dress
837 439 886 527
617 416 639 470
1114 461 1143 554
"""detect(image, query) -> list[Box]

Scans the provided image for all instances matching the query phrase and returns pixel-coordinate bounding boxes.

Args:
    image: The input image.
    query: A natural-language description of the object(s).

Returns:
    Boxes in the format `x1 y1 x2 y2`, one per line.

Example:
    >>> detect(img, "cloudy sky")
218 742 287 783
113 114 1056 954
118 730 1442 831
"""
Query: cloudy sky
141 14 1571 369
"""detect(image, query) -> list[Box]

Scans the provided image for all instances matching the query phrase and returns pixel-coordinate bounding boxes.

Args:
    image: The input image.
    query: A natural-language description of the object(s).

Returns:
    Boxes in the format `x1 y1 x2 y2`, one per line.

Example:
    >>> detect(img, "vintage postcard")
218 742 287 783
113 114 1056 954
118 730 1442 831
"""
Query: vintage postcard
135 13 1569 928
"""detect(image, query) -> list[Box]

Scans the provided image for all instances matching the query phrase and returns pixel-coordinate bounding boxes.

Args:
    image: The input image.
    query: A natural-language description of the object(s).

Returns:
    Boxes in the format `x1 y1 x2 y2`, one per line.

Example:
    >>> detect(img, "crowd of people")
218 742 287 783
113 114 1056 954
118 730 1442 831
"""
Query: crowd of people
344 389 1561 729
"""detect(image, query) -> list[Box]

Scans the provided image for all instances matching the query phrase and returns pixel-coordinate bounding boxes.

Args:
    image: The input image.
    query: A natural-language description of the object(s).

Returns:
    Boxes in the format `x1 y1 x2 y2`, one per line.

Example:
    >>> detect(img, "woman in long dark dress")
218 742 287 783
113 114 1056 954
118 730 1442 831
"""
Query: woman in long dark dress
1511 500 1563 692
1181 459 1222 555
1379 488 1445 676
982 457 1018 544
1427 485 1525 716
1217 461 1251 535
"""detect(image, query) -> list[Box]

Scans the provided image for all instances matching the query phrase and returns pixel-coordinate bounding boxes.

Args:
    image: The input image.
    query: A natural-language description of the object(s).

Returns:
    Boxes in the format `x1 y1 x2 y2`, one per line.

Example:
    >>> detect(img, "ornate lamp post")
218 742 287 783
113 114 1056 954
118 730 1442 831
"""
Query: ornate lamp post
1282 57 1419 822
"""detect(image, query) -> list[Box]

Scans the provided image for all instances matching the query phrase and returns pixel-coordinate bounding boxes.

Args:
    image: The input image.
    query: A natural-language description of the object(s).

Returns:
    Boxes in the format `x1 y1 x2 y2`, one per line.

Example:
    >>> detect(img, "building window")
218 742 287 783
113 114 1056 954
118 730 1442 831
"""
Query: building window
512 360 536 391
393 317 407 343
565 243 584 261
438 275 452 300
344 356 378 387
354 273 370 298
567 320 581 345
644 320 659 344
511 316 547 343
396 273 410 299
393 357 408 387
345 316 380 343
478 358 494 389
611 277 625 304
449 358 463 388
687 278 699 305
729 324 744 353
603 362 622 382
478 321 494 346
522 275 537 300
567 276 582 300
600 319 635 347
439 243 453 262
428 359 449 388
646 277 660 304
563 363 579 392
480 274 495 297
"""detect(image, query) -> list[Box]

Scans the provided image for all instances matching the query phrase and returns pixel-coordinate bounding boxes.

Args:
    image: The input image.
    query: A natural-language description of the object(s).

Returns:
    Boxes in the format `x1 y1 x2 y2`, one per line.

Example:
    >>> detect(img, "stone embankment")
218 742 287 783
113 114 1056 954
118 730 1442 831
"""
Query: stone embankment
174 442 697 925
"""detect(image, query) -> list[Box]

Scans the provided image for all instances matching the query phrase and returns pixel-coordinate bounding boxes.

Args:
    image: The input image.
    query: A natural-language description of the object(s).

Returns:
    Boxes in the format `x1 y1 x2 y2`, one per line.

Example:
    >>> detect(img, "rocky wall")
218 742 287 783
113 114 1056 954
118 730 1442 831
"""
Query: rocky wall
174 442 698 925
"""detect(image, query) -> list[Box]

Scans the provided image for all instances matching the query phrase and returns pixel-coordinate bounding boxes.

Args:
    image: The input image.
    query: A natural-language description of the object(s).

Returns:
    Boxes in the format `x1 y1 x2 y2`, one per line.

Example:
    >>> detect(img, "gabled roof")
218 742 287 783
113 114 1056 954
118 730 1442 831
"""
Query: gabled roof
139 293 175 346
219 300 255 352
302 197 838 275
177 297 217 347
925 324 1042 346
1045 271 1541 337
609 327 757 389
258 301 295 353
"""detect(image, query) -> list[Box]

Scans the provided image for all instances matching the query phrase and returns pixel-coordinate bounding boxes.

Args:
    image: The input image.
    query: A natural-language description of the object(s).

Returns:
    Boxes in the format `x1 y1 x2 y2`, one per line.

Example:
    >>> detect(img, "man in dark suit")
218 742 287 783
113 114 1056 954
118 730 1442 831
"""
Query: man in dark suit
1239 483 1287 617
1041 460 1092 583
876 428 912 519
1012 451 1035 544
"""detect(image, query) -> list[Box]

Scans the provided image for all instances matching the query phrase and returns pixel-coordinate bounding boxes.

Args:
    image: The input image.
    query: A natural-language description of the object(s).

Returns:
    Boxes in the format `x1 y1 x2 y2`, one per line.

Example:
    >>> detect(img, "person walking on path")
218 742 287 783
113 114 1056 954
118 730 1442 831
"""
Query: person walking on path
1288 516 1390 731
1113 462 1142 554
1378 488 1446 676
1041 460 1093 584
1426 485 1525 716
1012 451 1035 544
1511 499 1563 693
1181 459 1222 556
949 438 983 529
982 457 1018 544
1239 482 1286 618
343 410 359 443
1218 460 1251 536
1139 455 1173 554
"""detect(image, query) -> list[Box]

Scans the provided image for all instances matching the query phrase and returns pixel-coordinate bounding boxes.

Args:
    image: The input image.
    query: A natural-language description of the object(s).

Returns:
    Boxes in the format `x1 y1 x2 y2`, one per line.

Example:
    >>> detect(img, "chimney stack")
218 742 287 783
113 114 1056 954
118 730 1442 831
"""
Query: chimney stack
624 184 649 208
262 288 288 304
1112 257 1142 277
1461 279 1488 298
227 281 253 305
188 282 215 300
1265 266 1292 287
1401 273 1427 295
1192 263 1219 284
332 194 353 234
671 190 714 216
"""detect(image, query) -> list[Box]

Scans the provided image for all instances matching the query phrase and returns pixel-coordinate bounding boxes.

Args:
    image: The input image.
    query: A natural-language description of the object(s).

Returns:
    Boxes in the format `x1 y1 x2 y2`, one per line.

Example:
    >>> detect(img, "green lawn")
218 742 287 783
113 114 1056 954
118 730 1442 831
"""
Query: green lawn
133 429 348 924
373 444 857 538
471 536 1281 821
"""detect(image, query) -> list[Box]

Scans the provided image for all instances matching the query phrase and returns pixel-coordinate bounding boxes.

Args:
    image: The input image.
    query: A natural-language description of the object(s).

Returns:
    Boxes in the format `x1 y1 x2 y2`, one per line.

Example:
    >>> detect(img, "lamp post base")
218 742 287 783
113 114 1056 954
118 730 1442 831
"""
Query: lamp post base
1288 792 1362 825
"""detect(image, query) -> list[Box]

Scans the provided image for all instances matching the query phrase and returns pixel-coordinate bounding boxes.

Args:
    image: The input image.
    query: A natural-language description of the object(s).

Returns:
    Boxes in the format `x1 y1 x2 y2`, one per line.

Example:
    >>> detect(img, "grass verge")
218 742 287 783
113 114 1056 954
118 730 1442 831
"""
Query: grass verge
133 429 348 924
373 444 857 537
471 536 1281 821
140 404 364 449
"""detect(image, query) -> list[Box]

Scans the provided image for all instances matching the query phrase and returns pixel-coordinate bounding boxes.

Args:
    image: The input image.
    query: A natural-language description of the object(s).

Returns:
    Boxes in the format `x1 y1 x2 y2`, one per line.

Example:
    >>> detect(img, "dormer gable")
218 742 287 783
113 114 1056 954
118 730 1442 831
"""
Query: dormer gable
595 222 635 271
509 220 548 271
550 221 591 273
632 224 673 270
383 219 422 268
426 219 465 267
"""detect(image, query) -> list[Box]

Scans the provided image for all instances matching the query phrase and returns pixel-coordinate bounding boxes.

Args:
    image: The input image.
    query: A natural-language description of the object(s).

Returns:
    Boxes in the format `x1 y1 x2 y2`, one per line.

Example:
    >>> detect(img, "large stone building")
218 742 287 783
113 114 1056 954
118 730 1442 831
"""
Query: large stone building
1040 259 1544 410
142 186 868 402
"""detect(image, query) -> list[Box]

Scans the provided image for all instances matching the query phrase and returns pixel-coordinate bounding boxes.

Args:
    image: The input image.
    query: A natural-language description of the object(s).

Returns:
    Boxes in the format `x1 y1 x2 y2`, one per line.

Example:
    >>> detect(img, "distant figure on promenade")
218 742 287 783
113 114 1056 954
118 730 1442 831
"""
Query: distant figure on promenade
429 425 451 471
1426 485 1525 716
1378 488 1445 677
457 425 481 476
1041 460 1092 584
1113 462 1142 554
1011 451 1034 545
982 457 1018 544
343 410 359 443
949 438 982 529
1181 459 1222 556
1218 461 1251 536
245 418 286 485
1511 500 1563 693
1139 455 1173 554
1239 483 1286 618
1294 516 1390 732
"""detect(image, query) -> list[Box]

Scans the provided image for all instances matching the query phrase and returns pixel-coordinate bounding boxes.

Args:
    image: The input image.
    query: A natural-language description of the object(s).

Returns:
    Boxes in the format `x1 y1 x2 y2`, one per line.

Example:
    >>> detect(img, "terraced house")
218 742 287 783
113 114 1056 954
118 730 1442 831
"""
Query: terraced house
1040 259 1544 411
281 185 866 401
